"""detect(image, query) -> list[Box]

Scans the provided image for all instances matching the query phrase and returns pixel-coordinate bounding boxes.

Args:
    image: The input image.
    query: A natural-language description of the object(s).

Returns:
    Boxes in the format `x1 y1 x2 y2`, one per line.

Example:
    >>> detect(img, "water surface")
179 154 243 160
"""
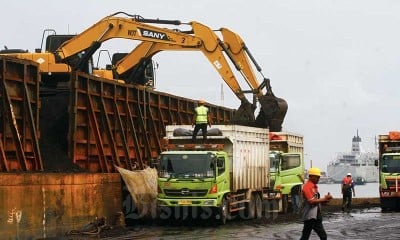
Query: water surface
318 182 379 198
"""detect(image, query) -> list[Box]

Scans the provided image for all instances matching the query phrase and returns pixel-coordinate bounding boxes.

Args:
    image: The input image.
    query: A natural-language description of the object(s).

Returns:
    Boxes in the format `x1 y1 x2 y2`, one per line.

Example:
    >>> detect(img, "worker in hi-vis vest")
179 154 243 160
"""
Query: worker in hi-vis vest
192 99 211 141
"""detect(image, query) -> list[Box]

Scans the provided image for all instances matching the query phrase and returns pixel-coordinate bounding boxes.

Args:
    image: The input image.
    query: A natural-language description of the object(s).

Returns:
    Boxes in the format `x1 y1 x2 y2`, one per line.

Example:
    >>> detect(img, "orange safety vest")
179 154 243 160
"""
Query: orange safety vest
342 177 352 185
342 177 353 192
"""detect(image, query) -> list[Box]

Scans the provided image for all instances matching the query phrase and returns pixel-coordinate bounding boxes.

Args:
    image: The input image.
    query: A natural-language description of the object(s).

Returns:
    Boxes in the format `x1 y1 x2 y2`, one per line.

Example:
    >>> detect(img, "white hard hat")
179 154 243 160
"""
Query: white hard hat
347 173 352 176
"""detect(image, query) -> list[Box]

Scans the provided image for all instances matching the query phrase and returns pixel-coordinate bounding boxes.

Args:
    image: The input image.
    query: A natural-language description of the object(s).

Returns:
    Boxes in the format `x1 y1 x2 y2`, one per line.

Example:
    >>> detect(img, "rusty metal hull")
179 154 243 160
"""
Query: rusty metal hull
0 172 121 239
0 57 42 172
0 57 236 238
1 57 235 173
66 72 235 172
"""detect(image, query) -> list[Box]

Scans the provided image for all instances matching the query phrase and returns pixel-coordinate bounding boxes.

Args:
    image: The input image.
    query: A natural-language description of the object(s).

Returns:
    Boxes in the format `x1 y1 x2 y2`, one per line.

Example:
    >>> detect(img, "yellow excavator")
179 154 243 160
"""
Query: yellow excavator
108 23 287 130
0 12 287 130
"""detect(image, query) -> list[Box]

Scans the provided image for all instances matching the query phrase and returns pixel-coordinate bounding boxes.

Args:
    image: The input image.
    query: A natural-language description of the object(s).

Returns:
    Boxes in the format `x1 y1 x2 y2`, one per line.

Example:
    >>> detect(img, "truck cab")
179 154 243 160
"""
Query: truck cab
157 147 230 223
269 132 304 213
376 132 400 211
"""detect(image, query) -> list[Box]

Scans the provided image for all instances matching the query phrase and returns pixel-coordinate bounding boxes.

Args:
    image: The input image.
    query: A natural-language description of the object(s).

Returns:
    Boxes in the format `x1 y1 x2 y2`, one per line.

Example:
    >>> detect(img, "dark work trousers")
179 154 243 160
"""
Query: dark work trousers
300 219 327 240
192 123 208 141
342 191 352 210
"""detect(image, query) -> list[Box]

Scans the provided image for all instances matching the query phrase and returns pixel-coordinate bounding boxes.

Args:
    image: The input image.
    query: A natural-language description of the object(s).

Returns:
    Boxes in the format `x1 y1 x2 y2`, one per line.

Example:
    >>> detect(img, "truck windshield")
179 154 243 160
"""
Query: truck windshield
382 155 400 173
281 155 301 171
269 154 278 172
158 153 215 178
269 152 301 172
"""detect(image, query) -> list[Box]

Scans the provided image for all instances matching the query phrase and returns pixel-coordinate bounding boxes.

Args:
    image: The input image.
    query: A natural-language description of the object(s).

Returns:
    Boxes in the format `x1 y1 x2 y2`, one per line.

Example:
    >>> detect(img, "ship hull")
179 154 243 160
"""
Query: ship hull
0 173 122 239
0 57 236 238
327 131 378 183
327 164 378 183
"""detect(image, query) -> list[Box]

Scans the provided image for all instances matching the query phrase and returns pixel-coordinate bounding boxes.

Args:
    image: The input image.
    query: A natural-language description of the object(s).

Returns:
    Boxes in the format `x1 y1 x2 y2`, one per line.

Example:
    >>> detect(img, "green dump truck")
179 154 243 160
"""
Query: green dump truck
156 125 280 224
376 131 400 211
269 132 305 213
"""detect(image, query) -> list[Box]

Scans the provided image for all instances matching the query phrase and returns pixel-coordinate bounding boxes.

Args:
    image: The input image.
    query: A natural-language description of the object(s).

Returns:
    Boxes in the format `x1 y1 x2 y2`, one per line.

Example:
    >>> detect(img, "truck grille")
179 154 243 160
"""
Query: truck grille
164 189 208 197
386 179 400 190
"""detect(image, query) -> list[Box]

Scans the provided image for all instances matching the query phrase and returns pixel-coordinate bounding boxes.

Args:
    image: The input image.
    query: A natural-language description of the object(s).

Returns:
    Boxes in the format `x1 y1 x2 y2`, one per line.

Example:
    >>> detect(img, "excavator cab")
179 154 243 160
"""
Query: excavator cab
111 53 155 86
45 35 74 52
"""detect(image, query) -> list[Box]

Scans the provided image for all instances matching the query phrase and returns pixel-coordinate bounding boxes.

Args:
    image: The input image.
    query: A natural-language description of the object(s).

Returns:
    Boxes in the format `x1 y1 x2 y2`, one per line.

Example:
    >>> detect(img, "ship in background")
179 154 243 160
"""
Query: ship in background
327 131 378 183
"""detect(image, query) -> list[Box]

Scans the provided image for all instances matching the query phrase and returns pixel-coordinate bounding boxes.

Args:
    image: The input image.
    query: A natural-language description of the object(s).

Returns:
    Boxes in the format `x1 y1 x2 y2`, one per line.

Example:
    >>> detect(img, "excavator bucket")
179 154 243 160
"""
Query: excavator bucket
231 100 256 125
255 95 288 132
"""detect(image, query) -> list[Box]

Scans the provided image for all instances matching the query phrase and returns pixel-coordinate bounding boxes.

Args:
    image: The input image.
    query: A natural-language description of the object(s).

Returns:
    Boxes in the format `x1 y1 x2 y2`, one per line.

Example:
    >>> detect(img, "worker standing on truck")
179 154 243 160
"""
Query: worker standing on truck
192 99 211 141
300 167 333 240
341 173 355 212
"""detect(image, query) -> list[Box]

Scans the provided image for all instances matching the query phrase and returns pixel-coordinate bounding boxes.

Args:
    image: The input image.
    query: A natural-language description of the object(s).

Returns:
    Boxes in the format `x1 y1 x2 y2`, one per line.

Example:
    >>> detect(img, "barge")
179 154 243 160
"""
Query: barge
0 56 235 238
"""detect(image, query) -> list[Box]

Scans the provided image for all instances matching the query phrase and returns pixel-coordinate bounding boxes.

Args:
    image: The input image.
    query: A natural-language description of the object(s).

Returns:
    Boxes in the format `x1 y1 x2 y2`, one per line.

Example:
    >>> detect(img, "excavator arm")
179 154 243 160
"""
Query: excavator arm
114 23 256 99
55 13 247 104
113 23 287 130
55 12 202 70
219 28 263 96
219 28 288 131
112 21 256 123
53 13 258 124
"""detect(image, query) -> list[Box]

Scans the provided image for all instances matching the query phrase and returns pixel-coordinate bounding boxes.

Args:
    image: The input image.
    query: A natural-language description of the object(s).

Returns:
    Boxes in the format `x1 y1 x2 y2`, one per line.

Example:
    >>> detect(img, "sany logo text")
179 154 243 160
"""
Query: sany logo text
137 28 170 41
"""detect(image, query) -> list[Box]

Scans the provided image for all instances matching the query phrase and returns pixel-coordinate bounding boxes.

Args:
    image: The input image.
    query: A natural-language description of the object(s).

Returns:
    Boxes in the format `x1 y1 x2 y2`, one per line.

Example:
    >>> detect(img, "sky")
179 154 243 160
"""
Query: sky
1 0 399 171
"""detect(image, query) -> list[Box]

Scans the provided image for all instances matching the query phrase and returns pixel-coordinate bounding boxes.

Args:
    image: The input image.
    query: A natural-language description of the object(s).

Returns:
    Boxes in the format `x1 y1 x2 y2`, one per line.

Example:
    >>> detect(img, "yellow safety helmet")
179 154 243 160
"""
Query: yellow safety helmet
308 167 321 177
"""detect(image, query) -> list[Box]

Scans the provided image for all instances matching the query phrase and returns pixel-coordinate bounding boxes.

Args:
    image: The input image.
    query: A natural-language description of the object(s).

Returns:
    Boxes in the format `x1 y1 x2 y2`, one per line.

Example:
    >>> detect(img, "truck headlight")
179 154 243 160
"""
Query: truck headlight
203 200 215 206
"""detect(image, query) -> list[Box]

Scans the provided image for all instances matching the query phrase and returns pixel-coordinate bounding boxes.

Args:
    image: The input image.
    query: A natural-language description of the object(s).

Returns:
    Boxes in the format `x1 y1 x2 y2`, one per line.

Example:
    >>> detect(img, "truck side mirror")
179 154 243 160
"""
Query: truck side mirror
217 158 224 168
273 159 279 167
150 158 159 168
209 162 215 169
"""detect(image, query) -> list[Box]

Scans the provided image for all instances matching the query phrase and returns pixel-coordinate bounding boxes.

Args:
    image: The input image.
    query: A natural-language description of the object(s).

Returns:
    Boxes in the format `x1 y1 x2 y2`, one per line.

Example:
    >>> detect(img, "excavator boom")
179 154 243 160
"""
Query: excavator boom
56 18 201 59
113 22 287 130
55 14 202 70
112 21 257 124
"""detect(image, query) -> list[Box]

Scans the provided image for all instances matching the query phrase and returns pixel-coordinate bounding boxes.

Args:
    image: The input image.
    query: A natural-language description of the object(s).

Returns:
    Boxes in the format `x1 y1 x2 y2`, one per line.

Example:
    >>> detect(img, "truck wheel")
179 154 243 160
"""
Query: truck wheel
244 194 256 219
157 206 172 225
122 185 138 226
255 194 263 219
381 198 397 212
282 194 289 214
291 186 302 214
218 198 228 225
